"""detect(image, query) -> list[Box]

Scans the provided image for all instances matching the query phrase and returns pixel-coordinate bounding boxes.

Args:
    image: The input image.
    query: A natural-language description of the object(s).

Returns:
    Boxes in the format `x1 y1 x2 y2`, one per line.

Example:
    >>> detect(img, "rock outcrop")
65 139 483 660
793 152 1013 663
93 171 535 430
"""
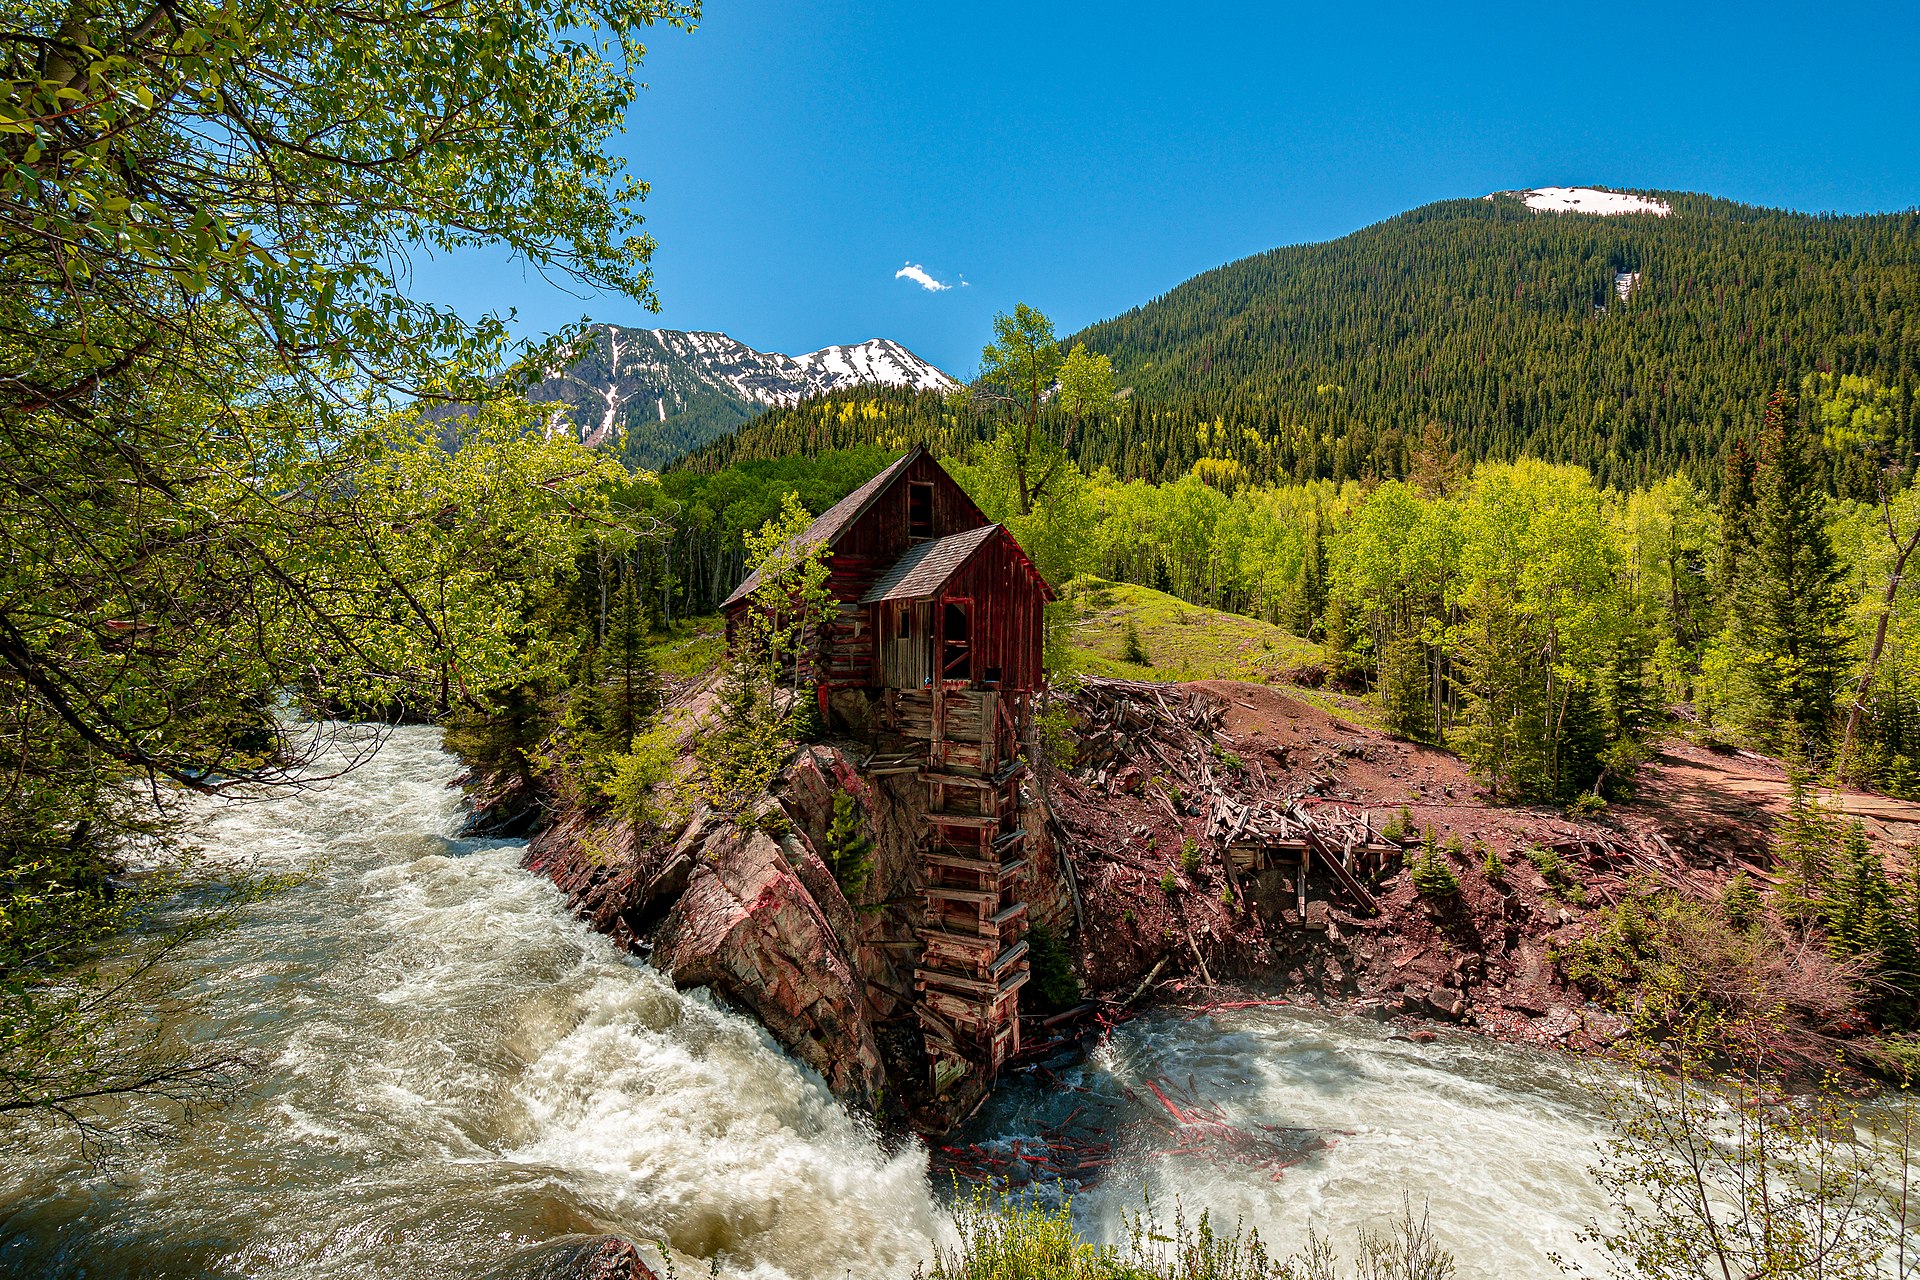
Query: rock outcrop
519 734 1067 1128
652 813 883 1106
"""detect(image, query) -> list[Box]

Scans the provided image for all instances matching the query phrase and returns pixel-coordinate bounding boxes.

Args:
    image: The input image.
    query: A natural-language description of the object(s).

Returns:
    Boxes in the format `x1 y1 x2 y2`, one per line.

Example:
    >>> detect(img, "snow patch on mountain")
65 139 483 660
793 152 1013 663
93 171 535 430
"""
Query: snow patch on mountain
526 326 959 463
1503 187 1672 217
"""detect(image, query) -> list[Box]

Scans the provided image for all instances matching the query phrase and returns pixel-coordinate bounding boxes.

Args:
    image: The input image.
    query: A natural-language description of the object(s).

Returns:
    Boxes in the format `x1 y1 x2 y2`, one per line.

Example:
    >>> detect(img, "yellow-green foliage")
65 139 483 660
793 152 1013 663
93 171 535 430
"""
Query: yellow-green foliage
646 615 726 681
1058 577 1320 682
930 1188 1455 1280
1523 843 1585 904
599 712 689 832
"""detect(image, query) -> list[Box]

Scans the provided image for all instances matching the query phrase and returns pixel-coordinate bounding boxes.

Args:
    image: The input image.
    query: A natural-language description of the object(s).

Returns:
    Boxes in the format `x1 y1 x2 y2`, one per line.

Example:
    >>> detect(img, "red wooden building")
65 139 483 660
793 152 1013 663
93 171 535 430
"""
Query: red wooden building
719 446 1054 1091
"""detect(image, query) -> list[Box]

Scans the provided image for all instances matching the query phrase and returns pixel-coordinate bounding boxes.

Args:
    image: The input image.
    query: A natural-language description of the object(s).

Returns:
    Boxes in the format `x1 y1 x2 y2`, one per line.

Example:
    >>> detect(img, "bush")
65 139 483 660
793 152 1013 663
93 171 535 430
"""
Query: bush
1123 620 1152 667
930 1188 1456 1280
1584 1039 1918 1280
1523 843 1585 904
1035 697 1080 770
1025 922 1081 1009
1555 880 1863 1055
1180 838 1202 876
1160 870 1179 895
824 791 874 905
1410 836 1460 899
1381 804 1414 843
1719 871 1763 930
1565 790 1607 819
1479 844 1504 882
597 712 687 832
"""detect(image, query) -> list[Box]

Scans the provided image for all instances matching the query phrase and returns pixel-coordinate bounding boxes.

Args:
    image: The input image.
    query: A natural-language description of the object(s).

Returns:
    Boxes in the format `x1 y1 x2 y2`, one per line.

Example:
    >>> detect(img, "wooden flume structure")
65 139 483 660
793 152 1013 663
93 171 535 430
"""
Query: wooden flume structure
722 447 1054 1097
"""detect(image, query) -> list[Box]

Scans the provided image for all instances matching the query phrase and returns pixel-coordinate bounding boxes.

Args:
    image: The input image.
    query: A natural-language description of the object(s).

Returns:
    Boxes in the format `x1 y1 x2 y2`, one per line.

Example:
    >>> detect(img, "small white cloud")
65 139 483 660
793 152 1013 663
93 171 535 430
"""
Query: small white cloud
895 261 952 292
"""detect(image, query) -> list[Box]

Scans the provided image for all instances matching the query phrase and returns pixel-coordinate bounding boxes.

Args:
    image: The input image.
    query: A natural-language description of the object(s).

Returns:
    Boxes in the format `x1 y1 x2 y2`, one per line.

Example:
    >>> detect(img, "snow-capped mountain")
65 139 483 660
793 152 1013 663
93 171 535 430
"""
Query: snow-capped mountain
529 325 958 466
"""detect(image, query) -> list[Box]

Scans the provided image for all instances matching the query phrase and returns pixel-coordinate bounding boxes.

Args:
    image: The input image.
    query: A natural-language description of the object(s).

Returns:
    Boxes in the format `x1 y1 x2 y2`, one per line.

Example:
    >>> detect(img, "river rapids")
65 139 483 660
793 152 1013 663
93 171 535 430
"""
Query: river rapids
0 726 1618 1278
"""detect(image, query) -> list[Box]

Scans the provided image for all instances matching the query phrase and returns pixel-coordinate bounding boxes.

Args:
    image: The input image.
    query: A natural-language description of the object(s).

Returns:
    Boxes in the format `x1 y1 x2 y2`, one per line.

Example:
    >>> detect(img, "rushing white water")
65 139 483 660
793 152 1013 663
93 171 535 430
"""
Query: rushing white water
0 726 1622 1279
969 1009 1614 1274
0 727 939 1280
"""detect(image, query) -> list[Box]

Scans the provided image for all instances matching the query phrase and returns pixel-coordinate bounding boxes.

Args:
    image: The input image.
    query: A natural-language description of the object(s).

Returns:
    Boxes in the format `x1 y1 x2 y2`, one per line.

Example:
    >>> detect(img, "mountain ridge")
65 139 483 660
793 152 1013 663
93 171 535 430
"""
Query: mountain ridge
693 187 1920 491
529 324 957 468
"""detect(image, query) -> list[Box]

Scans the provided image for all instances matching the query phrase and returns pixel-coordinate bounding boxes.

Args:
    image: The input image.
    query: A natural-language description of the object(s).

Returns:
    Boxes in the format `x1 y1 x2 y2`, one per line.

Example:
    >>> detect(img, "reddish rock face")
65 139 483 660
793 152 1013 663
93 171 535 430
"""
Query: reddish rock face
653 820 885 1108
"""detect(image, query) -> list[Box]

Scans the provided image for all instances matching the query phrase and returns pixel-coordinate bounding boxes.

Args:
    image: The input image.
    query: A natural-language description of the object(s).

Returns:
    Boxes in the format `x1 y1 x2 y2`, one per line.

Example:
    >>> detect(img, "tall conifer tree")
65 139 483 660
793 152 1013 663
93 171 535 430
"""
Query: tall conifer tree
1730 390 1849 754
1719 435 1758 593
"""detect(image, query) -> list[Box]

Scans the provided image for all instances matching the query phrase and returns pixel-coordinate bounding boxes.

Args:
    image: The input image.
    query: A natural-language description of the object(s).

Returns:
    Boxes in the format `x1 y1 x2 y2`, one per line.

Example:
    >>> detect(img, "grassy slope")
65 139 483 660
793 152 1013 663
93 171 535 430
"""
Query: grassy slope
1053 578 1383 727
1057 577 1319 681
646 614 726 683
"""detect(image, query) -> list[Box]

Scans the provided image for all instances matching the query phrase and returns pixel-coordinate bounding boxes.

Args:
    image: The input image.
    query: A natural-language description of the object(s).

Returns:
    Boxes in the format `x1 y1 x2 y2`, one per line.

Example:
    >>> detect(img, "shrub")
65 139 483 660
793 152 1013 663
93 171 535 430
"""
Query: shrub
1480 845 1504 883
1719 871 1763 930
1035 697 1080 770
1381 804 1415 843
930 1187 1456 1280
1123 620 1152 667
1410 842 1460 899
824 791 874 905
1584 1039 1918 1280
1555 880 1863 1055
1524 843 1586 904
597 712 688 832
1160 870 1179 895
1565 790 1607 819
1180 838 1202 876
1025 922 1081 1009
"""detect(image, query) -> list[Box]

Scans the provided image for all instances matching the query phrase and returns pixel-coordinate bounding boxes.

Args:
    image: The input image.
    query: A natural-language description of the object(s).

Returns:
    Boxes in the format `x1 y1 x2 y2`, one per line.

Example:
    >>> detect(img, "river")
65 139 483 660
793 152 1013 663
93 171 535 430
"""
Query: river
0 726 1616 1279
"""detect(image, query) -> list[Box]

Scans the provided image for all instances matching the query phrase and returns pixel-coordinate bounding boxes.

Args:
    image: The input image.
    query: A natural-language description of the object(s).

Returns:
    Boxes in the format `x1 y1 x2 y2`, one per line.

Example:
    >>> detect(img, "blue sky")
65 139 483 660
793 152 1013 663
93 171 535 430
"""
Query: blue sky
410 1 1920 378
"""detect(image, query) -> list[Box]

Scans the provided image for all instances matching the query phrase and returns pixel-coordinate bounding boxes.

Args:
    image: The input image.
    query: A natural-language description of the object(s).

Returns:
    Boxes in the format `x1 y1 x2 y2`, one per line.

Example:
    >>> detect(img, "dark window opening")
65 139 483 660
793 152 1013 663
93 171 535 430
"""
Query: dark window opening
941 600 971 681
908 482 934 539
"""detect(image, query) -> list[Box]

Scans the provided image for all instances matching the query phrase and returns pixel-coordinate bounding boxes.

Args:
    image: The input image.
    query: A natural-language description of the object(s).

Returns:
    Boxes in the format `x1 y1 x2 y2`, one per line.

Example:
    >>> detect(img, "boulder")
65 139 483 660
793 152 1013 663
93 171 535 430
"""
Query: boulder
482 1236 657 1280
654 820 885 1108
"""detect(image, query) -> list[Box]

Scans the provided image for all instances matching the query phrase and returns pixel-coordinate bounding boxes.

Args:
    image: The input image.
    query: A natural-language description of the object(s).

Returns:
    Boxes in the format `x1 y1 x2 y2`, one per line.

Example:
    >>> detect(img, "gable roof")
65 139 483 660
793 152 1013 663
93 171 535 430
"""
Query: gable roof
860 524 1003 604
719 446 927 610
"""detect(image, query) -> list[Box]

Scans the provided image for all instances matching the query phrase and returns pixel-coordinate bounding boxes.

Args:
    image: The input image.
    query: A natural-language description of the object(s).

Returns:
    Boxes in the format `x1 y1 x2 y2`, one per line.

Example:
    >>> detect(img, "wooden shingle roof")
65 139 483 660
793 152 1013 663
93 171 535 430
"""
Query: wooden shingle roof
860 525 1003 604
718 446 927 610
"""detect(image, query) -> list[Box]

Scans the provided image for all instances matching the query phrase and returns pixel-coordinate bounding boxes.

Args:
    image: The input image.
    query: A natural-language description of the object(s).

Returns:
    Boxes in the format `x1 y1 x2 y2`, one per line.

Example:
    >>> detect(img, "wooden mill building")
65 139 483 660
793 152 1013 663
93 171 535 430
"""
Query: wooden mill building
719 446 1054 1093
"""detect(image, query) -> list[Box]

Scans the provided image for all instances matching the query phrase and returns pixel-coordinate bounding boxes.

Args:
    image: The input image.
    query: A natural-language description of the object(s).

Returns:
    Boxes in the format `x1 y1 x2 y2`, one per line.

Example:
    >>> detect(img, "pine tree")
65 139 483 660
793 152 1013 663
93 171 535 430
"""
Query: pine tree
824 791 875 904
1377 632 1433 742
593 568 659 752
1289 513 1328 637
1718 435 1757 594
1823 822 1891 960
1729 390 1849 755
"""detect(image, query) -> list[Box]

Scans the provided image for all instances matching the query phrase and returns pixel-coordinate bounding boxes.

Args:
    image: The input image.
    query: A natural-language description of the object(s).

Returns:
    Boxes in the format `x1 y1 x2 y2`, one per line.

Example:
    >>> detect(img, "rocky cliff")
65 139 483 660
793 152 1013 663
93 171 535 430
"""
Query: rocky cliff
516 727 1066 1128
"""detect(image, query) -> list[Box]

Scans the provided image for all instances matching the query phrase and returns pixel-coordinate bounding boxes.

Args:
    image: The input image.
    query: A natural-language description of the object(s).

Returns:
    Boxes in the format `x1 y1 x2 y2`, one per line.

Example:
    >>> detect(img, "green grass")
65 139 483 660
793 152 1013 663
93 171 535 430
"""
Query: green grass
1275 682 1386 733
1057 577 1322 683
930 1188 1456 1280
646 614 726 681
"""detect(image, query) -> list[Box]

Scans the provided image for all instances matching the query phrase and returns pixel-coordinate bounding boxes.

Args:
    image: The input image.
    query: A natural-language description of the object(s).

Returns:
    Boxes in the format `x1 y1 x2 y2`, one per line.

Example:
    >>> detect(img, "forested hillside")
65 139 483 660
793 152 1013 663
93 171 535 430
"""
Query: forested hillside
695 192 1920 494
1077 191 1920 490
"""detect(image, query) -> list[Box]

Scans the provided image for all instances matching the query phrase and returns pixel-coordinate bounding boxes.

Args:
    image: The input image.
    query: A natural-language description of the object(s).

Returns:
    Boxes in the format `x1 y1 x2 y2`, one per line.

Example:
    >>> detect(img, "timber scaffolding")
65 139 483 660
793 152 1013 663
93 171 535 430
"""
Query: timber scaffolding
870 687 1035 1096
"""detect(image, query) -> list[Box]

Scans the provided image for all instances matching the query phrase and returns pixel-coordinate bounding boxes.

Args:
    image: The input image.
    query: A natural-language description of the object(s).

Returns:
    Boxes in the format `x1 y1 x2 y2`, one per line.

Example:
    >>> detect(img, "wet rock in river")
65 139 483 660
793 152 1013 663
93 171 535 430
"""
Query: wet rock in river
482 1235 658 1280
